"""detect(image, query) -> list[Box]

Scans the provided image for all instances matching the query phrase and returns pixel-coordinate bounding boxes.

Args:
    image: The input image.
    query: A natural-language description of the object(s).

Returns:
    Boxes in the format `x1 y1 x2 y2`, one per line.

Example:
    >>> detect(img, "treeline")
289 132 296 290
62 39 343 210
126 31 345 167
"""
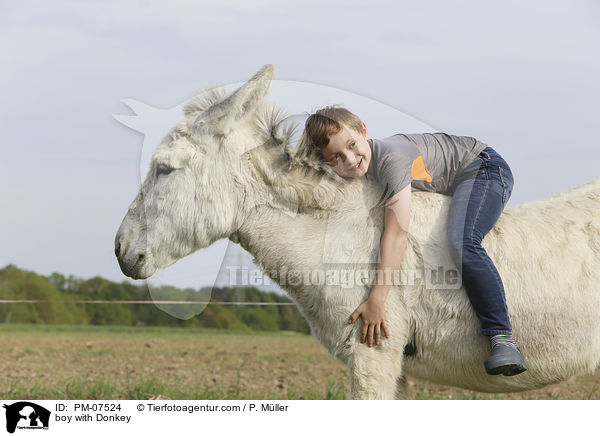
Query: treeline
0 265 310 334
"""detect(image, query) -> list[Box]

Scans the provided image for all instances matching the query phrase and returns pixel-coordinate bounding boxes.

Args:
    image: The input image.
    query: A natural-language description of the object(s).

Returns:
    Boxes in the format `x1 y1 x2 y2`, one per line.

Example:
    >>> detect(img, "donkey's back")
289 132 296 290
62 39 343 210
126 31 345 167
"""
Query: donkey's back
401 178 600 392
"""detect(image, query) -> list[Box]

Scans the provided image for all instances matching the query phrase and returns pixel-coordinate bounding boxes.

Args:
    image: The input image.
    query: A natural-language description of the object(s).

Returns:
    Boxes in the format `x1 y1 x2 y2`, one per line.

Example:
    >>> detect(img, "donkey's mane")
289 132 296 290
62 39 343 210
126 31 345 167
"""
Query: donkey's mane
250 100 370 214
185 86 369 214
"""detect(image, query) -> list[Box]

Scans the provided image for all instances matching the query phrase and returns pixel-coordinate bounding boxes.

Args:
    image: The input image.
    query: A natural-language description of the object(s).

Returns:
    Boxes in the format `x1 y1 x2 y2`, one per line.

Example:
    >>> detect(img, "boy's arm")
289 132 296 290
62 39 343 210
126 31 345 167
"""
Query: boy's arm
348 184 411 346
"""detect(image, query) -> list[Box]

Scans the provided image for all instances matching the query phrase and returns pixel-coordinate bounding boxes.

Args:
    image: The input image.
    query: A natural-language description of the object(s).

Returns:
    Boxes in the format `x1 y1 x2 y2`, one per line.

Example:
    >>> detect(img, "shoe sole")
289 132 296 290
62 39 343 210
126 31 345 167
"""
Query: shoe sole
485 363 527 376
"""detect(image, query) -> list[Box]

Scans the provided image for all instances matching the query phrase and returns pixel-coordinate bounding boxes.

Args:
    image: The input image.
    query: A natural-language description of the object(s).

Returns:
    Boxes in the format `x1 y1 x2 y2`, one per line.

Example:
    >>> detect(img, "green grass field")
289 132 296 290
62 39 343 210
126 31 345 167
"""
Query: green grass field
1 324 598 400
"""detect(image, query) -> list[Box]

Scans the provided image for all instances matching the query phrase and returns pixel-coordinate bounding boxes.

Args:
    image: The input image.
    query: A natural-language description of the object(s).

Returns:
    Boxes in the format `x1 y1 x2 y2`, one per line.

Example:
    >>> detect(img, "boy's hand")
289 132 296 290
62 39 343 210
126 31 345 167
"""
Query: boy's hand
348 297 390 346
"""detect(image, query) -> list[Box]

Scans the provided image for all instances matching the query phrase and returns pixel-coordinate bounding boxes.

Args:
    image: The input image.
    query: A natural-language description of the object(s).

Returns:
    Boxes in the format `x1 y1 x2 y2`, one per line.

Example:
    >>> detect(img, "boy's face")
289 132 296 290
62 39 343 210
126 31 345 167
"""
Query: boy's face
321 122 371 179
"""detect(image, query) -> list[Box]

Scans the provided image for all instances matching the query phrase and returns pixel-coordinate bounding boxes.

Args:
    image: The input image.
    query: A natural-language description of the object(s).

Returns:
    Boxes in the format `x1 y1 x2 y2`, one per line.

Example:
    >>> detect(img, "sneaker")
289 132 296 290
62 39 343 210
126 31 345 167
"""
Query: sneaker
484 344 527 376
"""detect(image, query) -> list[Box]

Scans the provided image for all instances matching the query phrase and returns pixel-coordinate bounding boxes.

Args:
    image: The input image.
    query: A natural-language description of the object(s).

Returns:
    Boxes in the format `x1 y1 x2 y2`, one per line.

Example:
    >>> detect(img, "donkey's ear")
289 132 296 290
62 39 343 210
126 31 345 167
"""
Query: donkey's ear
202 64 274 134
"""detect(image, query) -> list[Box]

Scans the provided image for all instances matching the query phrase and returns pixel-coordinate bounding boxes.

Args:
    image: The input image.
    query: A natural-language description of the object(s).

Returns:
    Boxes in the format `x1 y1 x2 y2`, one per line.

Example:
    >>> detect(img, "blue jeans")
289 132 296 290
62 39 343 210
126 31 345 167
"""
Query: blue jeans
446 146 514 336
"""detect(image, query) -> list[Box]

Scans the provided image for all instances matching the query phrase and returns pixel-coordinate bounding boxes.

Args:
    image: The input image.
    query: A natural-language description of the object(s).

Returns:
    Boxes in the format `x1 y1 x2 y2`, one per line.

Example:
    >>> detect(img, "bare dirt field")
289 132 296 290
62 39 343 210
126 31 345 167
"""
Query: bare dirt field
1 324 598 400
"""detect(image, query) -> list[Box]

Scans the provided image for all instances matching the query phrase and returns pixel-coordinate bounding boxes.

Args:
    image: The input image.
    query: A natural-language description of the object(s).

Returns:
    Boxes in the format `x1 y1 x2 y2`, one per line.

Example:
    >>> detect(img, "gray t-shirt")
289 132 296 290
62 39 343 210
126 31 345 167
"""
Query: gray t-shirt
366 133 488 197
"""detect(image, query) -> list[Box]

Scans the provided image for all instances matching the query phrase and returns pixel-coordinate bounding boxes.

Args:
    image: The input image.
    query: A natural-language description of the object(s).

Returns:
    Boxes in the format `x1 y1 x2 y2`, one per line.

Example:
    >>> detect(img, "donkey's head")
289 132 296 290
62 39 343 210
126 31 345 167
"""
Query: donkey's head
115 65 274 279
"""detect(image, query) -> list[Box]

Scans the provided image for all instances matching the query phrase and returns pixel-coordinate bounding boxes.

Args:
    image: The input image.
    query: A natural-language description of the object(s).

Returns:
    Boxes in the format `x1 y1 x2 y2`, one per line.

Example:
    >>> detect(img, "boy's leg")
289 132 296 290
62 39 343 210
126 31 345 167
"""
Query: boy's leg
447 154 513 334
446 148 525 375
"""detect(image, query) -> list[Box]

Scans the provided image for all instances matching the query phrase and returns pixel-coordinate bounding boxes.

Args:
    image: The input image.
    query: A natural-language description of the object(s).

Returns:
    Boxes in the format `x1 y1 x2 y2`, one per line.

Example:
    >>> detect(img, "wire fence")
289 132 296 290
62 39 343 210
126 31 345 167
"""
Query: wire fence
0 300 295 306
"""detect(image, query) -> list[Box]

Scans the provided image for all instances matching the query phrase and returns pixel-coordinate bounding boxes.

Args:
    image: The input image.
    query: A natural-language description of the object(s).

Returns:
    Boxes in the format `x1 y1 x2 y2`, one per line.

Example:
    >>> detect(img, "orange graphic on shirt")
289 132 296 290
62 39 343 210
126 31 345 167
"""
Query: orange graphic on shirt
411 155 432 182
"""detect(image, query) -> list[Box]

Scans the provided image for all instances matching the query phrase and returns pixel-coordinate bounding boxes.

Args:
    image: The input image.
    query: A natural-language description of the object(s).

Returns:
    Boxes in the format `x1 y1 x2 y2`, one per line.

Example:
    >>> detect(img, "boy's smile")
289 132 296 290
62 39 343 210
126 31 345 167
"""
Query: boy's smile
321 122 372 179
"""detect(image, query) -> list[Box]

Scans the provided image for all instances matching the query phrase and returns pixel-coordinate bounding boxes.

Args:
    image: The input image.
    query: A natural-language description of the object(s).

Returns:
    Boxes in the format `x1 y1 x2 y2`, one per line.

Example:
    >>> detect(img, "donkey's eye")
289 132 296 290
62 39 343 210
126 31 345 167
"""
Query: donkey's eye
156 164 175 177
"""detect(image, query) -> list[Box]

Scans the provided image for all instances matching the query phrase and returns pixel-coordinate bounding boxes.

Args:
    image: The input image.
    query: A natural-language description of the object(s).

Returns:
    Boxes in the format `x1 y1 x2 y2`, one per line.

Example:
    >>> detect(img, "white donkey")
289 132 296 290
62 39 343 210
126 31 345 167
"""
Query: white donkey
115 65 600 399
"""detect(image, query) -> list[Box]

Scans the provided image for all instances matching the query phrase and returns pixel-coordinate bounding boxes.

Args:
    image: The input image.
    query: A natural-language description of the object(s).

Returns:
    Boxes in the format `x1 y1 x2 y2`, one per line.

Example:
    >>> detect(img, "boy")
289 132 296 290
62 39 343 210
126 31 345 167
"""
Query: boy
304 106 527 376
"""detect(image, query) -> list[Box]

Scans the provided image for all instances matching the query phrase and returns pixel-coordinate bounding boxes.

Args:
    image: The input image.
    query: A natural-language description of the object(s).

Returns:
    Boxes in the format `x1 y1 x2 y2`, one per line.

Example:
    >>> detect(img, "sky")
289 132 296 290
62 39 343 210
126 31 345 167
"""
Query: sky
1 1 599 294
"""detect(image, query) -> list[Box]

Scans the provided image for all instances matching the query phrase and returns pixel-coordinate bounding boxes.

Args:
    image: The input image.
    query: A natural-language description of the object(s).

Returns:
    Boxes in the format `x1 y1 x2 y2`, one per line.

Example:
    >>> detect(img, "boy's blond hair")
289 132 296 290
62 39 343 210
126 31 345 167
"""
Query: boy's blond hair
304 106 364 150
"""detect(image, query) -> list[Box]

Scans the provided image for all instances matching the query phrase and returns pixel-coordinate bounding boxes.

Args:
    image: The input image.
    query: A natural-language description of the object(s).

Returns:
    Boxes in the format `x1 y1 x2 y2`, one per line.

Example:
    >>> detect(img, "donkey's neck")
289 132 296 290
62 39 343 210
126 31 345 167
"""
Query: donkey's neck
232 143 386 304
